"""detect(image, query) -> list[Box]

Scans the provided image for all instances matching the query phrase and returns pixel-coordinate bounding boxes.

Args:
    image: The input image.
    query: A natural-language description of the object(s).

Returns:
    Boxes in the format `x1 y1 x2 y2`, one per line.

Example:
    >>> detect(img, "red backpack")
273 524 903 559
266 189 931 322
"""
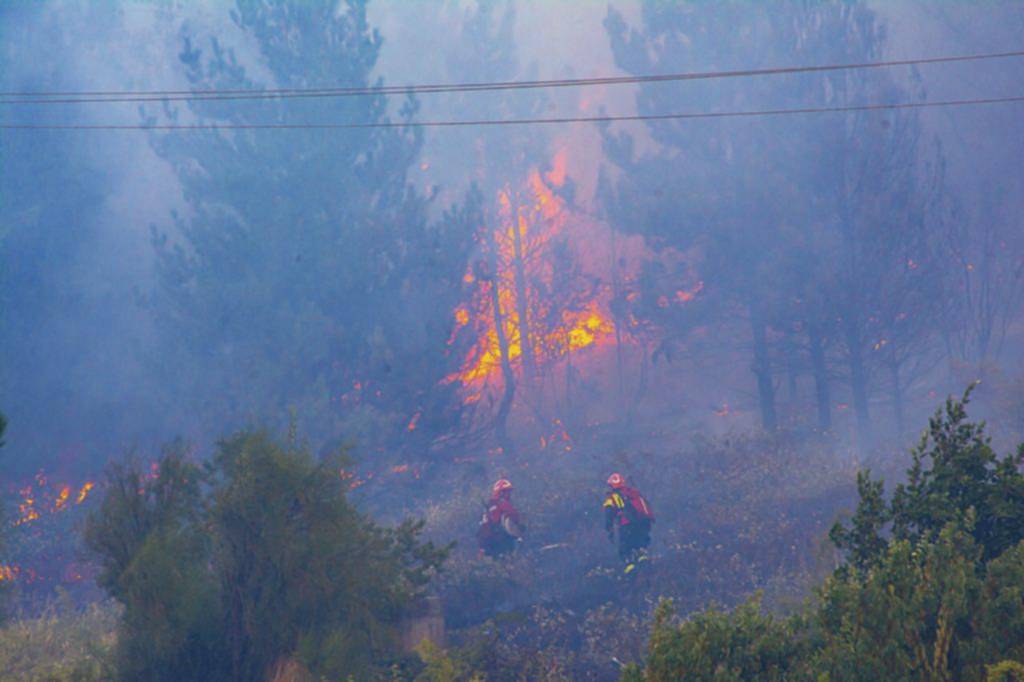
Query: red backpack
622 487 654 523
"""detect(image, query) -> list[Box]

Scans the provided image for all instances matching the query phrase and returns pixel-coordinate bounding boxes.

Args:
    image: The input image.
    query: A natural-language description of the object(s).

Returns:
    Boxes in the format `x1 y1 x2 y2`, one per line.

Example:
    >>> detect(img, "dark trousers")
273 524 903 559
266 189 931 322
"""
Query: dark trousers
481 530 517 558
618 521 651 562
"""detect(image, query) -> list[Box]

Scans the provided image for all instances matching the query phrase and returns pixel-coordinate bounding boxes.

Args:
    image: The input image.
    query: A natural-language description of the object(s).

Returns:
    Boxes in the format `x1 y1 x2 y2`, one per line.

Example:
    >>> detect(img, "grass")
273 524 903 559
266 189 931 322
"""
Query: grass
0 598 118 682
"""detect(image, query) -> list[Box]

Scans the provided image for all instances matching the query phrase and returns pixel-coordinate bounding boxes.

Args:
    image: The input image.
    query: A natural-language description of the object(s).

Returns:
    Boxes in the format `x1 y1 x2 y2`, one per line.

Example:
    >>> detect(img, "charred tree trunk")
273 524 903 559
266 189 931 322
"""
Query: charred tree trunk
785 331 799 404
510 204 536 379
843 317 872 446
609 224 626 416
628 341 649 424
613 321 625 414
750 309 778 431
808 323 832 431
564 330 574 415
487 250 516 455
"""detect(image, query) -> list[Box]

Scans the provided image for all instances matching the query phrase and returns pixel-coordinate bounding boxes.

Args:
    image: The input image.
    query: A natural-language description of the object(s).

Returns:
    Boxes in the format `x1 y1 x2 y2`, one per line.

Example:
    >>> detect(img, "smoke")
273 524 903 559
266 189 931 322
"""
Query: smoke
1 0 1022 492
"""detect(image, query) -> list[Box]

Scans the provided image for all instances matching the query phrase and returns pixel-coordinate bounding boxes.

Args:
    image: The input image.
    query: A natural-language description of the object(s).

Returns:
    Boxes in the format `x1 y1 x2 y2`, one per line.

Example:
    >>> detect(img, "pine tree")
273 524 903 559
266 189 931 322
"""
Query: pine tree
150 0 476 459
602 1 943 438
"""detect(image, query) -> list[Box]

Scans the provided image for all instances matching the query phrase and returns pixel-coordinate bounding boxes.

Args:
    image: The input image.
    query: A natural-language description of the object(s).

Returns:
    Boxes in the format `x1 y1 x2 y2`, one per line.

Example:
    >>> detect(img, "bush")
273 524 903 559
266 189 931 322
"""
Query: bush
84 430 448 680
988 661 1024 682
632 527 1024 680
638 596 811 682
628 390 1024 680
831 385 1024 568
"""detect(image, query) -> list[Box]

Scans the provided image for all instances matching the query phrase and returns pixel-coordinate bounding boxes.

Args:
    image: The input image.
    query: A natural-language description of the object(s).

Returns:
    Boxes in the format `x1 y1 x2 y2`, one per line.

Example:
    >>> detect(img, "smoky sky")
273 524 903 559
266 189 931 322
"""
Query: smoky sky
1 0 1022 479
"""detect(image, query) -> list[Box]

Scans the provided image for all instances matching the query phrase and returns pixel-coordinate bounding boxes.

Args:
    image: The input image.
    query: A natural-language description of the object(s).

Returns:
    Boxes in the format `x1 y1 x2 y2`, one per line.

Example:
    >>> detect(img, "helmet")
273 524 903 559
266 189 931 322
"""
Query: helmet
492 478 513 496
607 472 626 489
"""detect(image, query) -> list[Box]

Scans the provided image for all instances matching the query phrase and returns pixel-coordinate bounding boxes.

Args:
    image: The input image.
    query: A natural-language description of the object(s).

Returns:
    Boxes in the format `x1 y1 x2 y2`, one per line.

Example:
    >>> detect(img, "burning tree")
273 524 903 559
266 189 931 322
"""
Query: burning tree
447 155 615 453
436 3 629 454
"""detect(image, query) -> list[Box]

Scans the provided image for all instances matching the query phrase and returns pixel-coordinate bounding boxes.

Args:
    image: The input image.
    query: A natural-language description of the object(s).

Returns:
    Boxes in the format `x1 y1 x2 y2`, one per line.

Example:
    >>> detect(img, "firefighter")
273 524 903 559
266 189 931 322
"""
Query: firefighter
477 478 524 558
603 473 654 575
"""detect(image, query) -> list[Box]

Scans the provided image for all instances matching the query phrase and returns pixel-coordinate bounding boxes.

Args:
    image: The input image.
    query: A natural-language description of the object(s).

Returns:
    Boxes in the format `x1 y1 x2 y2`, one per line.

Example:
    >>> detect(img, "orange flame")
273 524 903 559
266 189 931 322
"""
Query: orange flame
54 486 71 511
76 482 95 504
448 152 615 389
10 475 97 527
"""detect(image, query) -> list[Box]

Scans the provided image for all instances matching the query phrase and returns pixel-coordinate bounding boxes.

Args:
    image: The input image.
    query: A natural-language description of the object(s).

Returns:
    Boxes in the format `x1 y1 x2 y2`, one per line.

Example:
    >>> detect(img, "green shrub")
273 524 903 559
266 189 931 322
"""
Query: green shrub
84 429 448 680
639 596 811 681
988 660 1024 682
816 521 981 679
831 386 1024 569
628 390 1024 681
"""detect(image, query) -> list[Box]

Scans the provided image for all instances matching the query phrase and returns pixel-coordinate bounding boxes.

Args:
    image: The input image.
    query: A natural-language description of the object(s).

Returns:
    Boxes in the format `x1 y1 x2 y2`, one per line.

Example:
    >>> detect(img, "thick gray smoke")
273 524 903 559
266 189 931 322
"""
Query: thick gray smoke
1 0 1022 481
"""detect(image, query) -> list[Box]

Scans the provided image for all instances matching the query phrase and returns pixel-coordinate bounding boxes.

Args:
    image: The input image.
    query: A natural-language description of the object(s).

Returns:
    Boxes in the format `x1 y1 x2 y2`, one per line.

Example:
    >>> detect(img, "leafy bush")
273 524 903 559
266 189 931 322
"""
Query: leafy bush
831 385 1024 568
640 595 811 682
628 390 1024 680
84 430 448 680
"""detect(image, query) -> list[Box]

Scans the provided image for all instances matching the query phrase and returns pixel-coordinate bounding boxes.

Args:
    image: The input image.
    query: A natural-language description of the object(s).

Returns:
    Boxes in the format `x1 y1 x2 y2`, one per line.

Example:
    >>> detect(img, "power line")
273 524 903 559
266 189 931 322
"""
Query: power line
2 50 1022 105
3 95 1022 131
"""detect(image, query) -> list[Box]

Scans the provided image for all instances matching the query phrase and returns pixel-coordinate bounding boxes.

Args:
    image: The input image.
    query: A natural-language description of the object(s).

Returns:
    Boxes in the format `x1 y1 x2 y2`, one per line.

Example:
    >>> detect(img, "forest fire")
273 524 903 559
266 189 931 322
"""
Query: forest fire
437 147 709 453
11 474 96 527
3 473 98 591
447 151 617 391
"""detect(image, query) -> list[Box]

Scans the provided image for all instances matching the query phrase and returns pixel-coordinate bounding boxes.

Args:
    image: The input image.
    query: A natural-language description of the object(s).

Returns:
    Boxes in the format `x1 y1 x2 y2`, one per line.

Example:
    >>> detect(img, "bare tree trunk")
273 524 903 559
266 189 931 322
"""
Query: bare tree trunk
628 341 649 425
808 323 832 431
564 330 574 415
487 247 516 455
750 309 777 431
509 201 536 379
785 331 799 403
843 317 872 446
609 222 626 417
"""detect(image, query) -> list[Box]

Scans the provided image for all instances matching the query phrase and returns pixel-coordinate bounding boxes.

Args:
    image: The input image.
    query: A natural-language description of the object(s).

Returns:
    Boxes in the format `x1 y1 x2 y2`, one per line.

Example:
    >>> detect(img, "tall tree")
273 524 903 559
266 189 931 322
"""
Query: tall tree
603 1 942 439
818 60 943 443
439 1 596 450
150 0 475 461
939 191 1024 368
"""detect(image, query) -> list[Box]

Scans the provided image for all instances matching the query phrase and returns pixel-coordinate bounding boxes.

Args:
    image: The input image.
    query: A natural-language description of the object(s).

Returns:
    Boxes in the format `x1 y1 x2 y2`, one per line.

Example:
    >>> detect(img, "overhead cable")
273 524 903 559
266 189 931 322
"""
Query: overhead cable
1 50 1022 105
4 95 1023 131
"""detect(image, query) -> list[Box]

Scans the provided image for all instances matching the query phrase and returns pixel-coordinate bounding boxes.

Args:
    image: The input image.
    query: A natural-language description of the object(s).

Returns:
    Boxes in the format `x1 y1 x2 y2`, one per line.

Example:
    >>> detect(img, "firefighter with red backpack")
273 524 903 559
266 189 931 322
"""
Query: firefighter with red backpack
603 473 654 575
477 478 525 558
